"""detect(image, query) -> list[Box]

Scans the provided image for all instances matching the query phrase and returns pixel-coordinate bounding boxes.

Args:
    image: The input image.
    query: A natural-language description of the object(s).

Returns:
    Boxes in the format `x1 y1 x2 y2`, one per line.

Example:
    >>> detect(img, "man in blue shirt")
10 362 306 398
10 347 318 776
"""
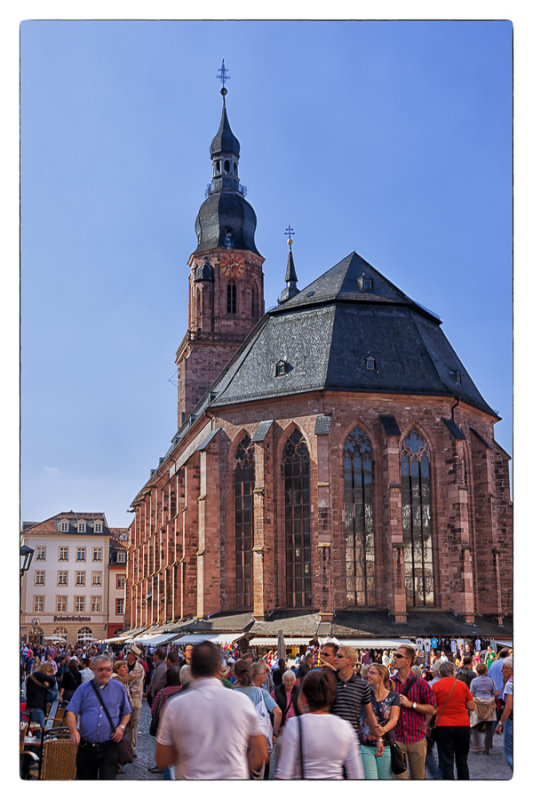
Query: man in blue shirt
66 654 131 779
488 648 510 697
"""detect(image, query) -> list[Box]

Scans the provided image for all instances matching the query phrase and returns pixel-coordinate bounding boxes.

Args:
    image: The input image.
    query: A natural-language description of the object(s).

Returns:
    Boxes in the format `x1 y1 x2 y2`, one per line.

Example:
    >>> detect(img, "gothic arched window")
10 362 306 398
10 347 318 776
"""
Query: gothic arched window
283 430 311 607
227 281 237 314
401 430 435 607
344 426 375 606
234 435 254 608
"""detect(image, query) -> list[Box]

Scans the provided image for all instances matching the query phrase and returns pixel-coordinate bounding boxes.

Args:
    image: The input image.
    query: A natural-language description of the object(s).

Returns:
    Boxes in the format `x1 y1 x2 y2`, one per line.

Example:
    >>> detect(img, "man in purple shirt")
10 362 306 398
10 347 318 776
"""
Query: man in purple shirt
66 654 131 780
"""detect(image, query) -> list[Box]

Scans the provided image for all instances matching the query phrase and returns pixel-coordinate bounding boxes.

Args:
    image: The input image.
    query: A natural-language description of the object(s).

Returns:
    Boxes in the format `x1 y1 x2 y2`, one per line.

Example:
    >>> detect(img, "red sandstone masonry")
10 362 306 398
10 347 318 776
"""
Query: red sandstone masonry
127 390 511 626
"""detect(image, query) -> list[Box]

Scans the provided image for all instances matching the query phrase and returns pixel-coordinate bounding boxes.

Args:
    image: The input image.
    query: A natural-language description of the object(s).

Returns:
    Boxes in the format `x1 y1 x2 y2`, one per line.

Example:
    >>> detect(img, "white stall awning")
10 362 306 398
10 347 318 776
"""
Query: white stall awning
131 632 183 646
332 639 417 648
171 632 244 646
249 637 314 646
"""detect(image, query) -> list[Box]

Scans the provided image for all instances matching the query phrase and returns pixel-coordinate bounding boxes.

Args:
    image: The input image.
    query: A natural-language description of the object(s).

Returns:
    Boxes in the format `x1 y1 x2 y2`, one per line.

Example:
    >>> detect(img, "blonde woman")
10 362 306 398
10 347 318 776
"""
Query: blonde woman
359 663 400 779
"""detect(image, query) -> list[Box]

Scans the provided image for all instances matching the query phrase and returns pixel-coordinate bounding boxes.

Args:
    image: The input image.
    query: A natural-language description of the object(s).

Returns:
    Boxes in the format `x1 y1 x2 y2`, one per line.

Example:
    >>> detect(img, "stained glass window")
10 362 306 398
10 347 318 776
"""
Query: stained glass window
234 435 254 608
401 430 435 607
344 426 375 606
283 430 312 607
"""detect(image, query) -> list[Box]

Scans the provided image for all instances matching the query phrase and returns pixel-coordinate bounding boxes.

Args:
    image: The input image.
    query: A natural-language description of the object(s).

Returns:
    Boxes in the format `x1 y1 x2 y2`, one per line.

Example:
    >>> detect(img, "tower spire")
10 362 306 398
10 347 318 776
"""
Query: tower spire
194 61 260 256
279 225 299 303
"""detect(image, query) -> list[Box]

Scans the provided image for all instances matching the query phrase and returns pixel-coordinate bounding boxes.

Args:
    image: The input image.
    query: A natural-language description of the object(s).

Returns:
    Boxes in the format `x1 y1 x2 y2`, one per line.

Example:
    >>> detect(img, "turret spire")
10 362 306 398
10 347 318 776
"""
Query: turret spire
279 225 299 303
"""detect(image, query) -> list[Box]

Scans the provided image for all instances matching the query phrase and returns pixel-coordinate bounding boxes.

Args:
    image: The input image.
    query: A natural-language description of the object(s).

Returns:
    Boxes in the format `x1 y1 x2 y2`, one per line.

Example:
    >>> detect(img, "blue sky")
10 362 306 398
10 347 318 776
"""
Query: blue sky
19 19 513 528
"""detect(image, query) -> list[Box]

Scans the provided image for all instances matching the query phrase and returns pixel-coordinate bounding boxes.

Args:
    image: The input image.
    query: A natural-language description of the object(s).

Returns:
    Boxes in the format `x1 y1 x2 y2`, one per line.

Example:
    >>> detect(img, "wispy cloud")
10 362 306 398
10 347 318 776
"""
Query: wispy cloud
43 465 60 473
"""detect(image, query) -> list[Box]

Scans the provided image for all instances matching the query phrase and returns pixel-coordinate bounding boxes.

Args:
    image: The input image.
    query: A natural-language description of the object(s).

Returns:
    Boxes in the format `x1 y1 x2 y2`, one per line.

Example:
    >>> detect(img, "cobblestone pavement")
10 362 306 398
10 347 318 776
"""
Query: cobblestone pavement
116 700 161 780
116 701 512 781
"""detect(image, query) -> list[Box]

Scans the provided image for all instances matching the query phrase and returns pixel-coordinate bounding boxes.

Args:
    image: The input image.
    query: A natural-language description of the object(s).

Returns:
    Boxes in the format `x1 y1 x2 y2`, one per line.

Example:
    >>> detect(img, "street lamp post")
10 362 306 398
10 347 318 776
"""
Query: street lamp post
20 543 34 644
20 544 34 577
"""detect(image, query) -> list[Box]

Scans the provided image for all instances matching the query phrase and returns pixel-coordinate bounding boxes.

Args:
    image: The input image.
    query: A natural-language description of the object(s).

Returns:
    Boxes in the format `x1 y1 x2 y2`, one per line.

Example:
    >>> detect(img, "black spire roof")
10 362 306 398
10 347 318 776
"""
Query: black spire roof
198 251 496 417
279 237 298 303
210 95 240 158
193 81 261 257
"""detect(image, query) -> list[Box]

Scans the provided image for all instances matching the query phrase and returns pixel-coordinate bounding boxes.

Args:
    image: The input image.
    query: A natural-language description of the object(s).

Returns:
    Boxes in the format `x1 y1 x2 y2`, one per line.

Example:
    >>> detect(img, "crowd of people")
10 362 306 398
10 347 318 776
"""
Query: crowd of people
20 635 513 780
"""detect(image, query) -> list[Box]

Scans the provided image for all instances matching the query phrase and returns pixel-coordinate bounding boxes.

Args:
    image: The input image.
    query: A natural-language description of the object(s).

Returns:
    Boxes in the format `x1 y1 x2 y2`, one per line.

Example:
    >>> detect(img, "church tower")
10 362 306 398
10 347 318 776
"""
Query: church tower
176 62 265 427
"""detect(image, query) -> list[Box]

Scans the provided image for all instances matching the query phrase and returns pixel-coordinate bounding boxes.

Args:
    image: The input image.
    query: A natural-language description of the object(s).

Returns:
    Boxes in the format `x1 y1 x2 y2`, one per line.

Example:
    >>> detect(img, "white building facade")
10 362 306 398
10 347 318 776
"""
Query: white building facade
20 512 127 645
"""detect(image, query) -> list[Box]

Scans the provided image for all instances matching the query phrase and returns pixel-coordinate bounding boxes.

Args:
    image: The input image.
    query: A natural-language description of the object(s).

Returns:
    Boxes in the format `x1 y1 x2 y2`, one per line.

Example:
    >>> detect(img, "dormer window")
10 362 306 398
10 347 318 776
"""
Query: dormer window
60 521 69 533
275 360 288 377
365 356 377 371
94 521 103 533
357 275 374 291
78 521 86 533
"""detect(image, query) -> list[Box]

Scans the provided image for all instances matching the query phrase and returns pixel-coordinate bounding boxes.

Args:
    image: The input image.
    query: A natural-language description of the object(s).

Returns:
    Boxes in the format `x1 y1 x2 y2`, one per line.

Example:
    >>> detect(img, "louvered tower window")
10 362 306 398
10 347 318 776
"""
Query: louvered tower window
227 281 237 314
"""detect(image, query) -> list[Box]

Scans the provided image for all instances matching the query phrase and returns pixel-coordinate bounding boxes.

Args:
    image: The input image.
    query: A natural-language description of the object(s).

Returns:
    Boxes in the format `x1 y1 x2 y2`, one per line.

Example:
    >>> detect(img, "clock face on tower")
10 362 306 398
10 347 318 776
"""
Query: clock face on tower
220 253 245 280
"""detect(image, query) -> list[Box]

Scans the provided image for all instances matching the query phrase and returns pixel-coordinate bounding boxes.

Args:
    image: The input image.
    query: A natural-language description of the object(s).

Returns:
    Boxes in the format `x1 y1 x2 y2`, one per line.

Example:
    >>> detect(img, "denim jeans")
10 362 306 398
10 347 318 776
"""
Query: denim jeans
503 719 513 770
27 707 45 726
360 744 392 779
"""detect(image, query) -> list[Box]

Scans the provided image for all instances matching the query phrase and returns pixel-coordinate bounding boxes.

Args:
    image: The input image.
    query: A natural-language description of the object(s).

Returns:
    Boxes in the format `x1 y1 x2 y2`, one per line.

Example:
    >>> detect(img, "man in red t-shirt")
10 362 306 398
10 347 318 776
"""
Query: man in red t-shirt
432 661 475 779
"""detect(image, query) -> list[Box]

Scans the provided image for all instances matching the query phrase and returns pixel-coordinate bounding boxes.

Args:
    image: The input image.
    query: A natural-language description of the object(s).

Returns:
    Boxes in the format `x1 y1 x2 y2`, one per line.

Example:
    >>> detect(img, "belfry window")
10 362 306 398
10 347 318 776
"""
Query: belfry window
252 284 259 319
224 159 230 173
365 356 376 371
401 430 435 607
283 430 312 608
227 281 237 314
344 426 375 606
234 436 254 608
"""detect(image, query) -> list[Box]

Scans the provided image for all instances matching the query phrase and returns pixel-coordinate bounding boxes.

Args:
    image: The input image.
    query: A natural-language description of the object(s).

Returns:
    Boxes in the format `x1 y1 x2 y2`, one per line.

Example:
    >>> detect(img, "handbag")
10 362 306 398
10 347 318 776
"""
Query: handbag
390 741 407 775
89 681 134 765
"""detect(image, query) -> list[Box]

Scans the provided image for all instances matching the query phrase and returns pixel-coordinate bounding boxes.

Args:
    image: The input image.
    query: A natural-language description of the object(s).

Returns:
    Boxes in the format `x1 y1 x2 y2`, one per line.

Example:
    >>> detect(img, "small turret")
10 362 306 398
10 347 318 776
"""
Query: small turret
279 225 299 303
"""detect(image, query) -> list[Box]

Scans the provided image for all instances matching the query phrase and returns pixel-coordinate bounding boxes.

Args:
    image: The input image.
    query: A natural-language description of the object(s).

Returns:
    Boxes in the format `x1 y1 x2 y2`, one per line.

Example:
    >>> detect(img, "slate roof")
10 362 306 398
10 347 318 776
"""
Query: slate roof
194 191 260 256
133 609 511 640
210 96 240 158
22 511 110 537
204 251 496 416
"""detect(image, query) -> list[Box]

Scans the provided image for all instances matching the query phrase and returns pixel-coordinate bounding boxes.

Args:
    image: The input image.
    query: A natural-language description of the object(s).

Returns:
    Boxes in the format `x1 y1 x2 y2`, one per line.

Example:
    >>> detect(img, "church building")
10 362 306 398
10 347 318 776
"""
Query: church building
126 75 512 638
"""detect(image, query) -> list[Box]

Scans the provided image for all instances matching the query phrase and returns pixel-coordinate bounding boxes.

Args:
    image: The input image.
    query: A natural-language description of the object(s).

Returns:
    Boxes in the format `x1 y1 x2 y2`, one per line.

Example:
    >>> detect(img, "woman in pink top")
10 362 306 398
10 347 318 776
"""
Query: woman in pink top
270 670 300 779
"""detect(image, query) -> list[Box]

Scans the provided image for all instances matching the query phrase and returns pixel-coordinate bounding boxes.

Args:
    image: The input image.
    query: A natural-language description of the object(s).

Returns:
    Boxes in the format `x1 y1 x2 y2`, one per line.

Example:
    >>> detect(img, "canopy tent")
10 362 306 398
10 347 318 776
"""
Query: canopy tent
43 635 66 642
249 637 316 647
329 639 417 649
171 633 244 646
99 627 149 644
130 632 183 646
493 639 513 648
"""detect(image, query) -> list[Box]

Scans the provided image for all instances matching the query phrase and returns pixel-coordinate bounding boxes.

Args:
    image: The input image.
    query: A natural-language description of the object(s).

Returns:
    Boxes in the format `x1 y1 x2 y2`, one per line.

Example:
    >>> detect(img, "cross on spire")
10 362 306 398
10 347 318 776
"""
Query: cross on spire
217 59 230 95
284 224 295 247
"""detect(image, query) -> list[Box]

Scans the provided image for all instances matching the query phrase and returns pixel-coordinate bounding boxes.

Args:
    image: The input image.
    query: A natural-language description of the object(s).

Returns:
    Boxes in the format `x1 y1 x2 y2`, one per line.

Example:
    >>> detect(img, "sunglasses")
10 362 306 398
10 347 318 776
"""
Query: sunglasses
393 653 407 659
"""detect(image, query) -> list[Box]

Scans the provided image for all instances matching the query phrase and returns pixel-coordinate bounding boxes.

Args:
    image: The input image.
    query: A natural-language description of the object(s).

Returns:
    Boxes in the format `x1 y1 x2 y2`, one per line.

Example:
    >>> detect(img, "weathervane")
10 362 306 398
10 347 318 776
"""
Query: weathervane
284 225 295 249
217 59 230 95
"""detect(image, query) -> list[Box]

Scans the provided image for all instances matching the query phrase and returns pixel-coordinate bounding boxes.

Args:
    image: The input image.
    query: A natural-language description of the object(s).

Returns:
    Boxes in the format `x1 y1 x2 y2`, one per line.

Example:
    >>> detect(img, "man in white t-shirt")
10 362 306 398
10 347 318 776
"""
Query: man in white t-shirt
156 640 267 779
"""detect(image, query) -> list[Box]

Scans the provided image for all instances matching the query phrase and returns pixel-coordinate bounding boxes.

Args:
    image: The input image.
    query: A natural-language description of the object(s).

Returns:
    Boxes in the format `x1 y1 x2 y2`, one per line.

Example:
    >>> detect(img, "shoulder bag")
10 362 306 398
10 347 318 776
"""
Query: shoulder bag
89 681 133 765
372 691 406 775
297 714 305 779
